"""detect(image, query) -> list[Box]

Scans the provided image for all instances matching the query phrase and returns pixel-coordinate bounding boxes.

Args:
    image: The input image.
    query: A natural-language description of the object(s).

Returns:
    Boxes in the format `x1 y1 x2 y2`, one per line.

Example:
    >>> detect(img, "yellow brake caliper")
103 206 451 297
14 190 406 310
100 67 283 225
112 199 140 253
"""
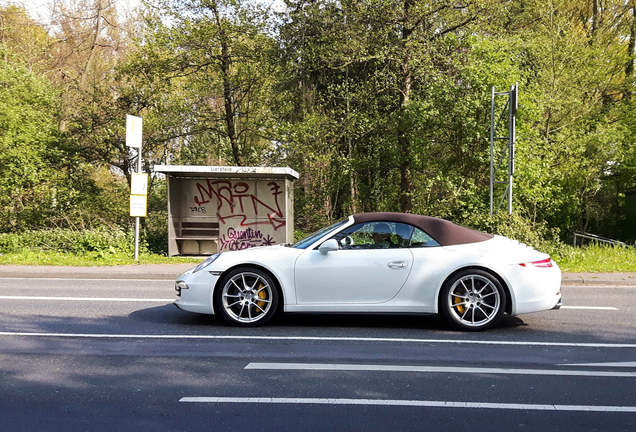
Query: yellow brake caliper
257 283 268 311
453 291 465 314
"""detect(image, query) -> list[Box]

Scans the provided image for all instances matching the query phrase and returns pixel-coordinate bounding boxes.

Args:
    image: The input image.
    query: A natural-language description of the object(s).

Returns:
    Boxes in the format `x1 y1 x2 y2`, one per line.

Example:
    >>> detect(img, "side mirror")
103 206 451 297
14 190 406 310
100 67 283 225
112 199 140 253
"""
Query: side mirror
318 239 339 255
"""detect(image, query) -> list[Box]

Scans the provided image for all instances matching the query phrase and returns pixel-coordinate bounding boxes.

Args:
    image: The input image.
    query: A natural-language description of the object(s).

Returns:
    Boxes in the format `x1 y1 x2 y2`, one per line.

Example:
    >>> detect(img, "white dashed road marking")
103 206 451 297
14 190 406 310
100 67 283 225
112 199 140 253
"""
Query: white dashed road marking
245 362 636 377
179 397 636 412
558 362 636 367
0 332 635 348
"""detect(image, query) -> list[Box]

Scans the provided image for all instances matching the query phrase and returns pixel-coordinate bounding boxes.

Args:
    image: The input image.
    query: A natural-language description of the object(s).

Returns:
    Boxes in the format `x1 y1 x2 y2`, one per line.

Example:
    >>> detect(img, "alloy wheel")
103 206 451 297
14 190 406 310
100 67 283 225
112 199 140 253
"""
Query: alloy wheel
220 271 275 324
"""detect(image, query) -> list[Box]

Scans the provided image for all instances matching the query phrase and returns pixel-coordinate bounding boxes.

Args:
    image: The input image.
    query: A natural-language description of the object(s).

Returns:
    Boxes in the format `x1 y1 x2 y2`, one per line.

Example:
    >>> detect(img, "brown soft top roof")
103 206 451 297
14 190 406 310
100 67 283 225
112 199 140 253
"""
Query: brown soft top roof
352 212 493 246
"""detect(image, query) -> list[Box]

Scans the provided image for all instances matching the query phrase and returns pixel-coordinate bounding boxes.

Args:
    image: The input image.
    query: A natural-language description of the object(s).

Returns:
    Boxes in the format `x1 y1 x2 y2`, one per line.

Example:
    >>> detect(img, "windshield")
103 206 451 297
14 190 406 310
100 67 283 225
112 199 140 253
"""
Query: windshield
291 218 350 249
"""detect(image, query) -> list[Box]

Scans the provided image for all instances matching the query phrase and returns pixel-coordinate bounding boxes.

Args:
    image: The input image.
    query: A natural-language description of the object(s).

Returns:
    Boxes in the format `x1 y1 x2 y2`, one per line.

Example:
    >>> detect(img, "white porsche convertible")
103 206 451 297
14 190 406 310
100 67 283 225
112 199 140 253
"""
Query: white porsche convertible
174 212 562 331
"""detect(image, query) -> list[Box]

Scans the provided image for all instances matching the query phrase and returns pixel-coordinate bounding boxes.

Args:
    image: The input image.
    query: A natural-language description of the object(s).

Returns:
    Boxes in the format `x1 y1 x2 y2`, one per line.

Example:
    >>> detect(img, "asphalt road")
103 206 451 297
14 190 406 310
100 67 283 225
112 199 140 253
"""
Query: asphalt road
1 276 635 431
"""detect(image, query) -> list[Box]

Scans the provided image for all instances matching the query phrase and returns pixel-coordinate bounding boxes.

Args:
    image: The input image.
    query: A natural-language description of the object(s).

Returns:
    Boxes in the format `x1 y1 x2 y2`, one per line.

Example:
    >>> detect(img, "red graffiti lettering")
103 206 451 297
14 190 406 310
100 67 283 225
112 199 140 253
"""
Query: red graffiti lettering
192 180 285 231
219 228 275 251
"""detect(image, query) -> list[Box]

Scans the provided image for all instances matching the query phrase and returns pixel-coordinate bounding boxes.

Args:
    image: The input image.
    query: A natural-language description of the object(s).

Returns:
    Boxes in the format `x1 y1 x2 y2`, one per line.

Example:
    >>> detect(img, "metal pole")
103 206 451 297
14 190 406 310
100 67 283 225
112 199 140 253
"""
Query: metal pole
508 83 517 215
134 147 142 261
508 85 513 215
490 86 495 216
490 84 517 216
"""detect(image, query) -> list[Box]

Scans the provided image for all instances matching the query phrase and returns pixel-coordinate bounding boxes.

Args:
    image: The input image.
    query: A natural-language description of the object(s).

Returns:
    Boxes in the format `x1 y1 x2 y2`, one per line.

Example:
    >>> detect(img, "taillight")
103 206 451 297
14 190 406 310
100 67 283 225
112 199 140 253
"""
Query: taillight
519 258 553 268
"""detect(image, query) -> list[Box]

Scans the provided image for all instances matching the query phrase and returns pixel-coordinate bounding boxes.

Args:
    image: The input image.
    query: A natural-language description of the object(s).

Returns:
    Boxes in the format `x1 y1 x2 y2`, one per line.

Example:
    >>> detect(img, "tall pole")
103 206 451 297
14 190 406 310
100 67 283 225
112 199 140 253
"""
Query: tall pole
126 114 144 261
489 84 517 216
508 83 517 215
490 86 495 216
134 147 141 261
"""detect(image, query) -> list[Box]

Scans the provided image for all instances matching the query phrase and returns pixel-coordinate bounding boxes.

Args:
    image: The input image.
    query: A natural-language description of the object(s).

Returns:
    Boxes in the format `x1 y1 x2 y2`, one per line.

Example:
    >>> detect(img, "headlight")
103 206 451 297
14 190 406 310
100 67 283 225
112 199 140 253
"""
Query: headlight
193 253 221 273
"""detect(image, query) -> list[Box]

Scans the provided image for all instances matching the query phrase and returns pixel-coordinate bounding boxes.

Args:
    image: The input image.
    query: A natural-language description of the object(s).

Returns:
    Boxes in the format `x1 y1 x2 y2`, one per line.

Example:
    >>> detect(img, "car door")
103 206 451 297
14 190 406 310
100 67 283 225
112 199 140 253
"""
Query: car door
294 221 414 304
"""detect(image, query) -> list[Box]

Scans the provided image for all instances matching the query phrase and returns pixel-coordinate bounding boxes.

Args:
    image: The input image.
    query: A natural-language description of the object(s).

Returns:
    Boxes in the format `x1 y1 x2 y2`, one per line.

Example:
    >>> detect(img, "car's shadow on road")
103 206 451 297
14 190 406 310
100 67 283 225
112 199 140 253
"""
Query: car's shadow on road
128 304 222 327
129 304 529 332
277 312 443 330
277 313 529 331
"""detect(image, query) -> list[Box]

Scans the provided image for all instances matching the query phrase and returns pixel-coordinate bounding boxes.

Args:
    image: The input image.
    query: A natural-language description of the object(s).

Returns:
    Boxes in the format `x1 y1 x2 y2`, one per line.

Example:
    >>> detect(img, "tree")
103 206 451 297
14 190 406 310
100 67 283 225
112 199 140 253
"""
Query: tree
0 4 51 70
0 60 62 230
126 0 280 167
276 0 497 226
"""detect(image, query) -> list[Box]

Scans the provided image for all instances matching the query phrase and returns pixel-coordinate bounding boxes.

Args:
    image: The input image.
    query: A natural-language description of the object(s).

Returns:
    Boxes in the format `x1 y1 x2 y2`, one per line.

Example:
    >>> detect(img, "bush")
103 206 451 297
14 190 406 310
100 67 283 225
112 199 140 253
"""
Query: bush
141 209 169 255
461 213 567 258
294 229 309 243
0 228 138 254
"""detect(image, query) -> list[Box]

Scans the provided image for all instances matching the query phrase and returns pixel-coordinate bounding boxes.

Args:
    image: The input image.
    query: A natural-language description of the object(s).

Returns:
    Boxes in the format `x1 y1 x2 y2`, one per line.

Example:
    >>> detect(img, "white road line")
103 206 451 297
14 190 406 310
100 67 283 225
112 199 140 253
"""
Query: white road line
178 397 636 412
0 277 175 282
560 306 618 310
245 363 636 377
558 362 636 367
0 331 635 348
0 296 173 302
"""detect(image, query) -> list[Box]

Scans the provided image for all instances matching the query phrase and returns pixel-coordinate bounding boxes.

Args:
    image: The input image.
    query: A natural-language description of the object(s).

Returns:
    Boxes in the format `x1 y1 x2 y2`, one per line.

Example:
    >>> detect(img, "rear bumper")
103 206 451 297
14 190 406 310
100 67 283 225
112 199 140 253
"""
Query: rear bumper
505 261 562 315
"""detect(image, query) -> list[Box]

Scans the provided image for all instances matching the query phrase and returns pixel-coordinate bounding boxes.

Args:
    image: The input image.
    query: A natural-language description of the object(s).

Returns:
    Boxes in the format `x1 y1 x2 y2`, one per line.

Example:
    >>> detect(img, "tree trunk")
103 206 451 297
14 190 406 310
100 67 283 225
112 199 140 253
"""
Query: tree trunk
398 0 414 213
80 0 103 91
591 0 599 36
211 2 242 166
626 1 636 79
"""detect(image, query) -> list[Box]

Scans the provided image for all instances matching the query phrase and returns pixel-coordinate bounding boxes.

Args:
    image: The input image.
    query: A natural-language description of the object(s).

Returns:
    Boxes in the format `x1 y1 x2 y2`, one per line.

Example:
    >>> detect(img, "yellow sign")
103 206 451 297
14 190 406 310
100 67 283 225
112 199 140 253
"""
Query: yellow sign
130 195 147 217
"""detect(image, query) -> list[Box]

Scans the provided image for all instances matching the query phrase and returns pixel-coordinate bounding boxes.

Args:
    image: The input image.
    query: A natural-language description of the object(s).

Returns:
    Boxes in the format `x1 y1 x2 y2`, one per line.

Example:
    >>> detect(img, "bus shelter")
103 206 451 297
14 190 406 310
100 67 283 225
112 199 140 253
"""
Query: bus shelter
153 165 298 256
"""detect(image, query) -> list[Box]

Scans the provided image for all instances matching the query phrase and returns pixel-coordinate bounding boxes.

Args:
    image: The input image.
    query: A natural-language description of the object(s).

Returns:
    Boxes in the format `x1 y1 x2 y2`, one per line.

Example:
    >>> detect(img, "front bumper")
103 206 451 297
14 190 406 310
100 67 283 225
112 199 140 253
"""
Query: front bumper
173 268 220 315
175 280 189 297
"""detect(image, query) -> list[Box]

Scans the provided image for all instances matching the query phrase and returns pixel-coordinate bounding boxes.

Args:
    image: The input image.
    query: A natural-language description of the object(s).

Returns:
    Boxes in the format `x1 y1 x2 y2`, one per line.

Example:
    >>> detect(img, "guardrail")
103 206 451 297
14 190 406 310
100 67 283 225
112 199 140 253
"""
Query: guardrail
572 231 628 247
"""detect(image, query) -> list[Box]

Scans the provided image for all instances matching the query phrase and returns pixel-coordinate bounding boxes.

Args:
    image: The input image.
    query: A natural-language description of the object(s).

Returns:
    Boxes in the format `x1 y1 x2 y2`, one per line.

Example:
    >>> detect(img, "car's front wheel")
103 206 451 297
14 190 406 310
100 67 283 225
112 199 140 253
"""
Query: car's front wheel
214 267 279 327
440 269 506 331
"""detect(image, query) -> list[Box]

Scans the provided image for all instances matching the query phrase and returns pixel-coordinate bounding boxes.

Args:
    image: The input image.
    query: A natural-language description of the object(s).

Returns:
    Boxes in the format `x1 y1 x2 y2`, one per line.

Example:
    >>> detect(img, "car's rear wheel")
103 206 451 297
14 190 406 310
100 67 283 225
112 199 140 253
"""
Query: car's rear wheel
440 269 506 331
214 267 279 327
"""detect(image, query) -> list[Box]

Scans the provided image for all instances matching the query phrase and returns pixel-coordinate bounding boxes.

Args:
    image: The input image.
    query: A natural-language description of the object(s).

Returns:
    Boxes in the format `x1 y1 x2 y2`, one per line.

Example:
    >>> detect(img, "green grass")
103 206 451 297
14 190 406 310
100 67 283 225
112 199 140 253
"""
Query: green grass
554 245 636 273
0 250 200 266
0 241 634 272
0 228 203 266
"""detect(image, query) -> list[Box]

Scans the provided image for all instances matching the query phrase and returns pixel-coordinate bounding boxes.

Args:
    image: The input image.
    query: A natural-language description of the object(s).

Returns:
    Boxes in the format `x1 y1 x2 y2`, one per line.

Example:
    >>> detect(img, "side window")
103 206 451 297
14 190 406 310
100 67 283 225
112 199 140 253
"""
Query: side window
331 222 413 250
409 228 441 248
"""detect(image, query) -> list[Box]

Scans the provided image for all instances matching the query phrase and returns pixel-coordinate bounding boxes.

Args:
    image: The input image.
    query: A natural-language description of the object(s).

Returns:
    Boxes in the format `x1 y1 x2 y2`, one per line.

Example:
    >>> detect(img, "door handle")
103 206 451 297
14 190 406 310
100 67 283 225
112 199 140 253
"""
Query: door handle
387 261 408 269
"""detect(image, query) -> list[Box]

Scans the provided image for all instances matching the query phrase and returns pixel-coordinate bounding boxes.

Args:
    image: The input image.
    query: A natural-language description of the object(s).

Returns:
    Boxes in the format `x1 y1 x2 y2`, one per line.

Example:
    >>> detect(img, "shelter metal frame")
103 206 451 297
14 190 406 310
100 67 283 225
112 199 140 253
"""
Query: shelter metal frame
490 83 518 215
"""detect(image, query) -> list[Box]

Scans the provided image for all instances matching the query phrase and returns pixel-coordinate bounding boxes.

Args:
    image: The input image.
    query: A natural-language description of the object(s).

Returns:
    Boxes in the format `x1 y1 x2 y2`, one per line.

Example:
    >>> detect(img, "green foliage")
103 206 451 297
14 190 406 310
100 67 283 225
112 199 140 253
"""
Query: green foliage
557 245 636 273
0 5 52 72
0 250 199 266
294 230 309 243
0 224 172 257
462 213 636 272
3 0 636 272
274 0 636 242
0 228 136 254
462 212 567 258
124 0 279 167
0 60 63 231
143 211 169 255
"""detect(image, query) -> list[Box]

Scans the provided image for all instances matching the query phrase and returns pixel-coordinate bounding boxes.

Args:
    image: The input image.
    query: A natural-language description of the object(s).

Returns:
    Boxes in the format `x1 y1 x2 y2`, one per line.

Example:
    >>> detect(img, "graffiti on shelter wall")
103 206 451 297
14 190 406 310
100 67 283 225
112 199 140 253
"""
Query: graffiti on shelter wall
219 227 276 251
184 179 287 251
191 179 285 231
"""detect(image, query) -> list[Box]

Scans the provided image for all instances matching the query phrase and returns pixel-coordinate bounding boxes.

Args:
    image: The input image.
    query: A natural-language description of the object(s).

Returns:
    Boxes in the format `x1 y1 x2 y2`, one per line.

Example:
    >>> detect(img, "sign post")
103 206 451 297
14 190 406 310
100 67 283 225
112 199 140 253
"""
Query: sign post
126 115 145 260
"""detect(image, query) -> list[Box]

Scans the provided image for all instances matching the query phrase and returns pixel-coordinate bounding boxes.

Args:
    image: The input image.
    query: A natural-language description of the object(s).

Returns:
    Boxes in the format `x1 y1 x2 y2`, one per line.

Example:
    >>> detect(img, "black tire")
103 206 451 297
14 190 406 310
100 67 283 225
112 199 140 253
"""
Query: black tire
214 267 279 327
440 269 506 331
